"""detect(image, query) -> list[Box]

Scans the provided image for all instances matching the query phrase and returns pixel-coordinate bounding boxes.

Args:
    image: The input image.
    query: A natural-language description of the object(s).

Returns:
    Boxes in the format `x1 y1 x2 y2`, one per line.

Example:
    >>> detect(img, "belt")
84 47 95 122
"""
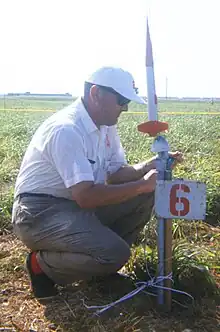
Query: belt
15 192 56 200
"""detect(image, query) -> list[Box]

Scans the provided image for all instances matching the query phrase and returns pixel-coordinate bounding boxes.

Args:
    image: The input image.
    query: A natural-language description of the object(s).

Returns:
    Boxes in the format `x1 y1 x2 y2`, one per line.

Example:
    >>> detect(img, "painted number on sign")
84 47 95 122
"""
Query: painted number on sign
155 180 206 220
170 184 190 217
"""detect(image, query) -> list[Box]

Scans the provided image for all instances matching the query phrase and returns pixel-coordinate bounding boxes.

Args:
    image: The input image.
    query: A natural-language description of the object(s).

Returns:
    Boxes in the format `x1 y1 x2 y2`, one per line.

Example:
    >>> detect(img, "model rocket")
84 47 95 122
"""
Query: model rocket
137 17 168 136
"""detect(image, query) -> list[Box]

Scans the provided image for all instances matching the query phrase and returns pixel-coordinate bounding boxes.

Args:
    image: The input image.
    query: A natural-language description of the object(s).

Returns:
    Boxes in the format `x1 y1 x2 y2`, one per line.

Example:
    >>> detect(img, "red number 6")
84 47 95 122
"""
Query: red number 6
170 184 190 216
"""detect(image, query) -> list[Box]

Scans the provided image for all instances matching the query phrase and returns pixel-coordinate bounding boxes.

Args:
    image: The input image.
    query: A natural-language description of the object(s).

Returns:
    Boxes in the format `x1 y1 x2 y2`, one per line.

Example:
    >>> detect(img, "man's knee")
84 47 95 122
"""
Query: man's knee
127 192 154 218
101 239 131 273
139 191 155 203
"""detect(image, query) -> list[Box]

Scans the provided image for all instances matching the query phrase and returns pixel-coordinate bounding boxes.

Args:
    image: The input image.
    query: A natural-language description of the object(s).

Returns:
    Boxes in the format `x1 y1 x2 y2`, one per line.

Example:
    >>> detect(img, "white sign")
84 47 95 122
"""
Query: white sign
155 180 206 220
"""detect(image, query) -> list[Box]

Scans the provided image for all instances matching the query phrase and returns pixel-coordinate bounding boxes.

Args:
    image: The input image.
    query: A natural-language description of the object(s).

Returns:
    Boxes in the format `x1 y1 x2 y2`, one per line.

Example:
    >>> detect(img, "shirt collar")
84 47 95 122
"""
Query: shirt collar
76 97 99 134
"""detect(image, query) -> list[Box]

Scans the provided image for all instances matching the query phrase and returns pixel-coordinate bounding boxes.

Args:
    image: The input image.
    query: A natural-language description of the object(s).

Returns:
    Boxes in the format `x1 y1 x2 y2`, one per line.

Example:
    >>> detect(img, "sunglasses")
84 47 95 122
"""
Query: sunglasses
98 85 131 106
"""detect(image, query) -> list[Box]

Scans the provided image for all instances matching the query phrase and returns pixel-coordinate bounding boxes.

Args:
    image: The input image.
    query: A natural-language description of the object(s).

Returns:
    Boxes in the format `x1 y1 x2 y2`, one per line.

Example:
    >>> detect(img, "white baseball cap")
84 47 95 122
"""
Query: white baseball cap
85 66 146 104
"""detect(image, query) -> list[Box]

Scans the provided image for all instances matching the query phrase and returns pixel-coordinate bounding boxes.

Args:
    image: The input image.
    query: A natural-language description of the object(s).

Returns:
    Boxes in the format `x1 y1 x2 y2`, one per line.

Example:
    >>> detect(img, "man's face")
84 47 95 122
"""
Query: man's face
96 86 130 126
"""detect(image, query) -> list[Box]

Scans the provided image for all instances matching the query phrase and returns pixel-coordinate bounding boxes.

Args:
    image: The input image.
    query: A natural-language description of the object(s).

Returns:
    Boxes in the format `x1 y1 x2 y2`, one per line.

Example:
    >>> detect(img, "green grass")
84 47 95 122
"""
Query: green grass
0 100 219 331
2 103 219 224
1 96 220 113
119 112 220 225
130 100 220 113
0 96 75 111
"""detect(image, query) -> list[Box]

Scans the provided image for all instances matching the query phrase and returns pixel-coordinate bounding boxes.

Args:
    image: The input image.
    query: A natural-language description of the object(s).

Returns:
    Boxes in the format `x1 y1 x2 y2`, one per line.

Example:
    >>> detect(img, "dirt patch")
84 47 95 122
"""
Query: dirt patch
0 234 219 332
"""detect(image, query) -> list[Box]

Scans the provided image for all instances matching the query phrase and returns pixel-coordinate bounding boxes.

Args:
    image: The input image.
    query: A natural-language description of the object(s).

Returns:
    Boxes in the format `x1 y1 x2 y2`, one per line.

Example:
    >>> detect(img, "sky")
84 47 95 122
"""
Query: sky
0 0 220 97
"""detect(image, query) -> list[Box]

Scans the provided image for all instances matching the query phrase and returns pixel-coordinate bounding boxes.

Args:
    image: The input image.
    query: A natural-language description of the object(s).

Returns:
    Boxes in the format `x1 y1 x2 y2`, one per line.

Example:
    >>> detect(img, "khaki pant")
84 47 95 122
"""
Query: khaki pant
12 193 154 285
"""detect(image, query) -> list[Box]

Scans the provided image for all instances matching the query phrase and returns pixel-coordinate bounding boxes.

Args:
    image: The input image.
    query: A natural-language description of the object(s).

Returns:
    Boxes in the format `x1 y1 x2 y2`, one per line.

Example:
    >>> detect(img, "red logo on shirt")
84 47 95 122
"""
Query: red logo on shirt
106 133 110 147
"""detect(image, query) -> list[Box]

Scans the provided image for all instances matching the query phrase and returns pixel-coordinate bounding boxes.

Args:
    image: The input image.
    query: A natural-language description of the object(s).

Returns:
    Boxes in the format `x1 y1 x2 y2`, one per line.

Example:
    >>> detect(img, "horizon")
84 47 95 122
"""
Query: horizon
1 0 220 98
1 92 219 100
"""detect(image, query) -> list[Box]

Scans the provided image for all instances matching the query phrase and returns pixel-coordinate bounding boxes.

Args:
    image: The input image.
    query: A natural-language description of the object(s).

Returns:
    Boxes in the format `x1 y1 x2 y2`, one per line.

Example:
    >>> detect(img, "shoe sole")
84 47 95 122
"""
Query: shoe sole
36 294 60 301
25 253 59 300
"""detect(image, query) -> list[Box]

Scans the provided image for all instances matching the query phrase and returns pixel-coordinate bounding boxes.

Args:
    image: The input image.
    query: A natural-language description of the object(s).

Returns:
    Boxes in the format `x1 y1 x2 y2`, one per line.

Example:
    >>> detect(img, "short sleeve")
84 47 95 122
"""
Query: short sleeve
107 128 128 175
47 126 94 188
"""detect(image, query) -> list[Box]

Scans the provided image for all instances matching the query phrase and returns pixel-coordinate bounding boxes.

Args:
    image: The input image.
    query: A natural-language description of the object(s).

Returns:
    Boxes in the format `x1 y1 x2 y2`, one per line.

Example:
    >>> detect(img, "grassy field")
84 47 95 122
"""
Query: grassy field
1 96 220 113
0 99 219 331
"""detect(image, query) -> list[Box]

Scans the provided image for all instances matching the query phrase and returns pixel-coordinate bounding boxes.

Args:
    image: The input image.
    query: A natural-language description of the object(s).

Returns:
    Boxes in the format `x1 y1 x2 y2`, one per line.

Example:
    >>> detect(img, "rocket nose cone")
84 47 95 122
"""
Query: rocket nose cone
146 18 153 67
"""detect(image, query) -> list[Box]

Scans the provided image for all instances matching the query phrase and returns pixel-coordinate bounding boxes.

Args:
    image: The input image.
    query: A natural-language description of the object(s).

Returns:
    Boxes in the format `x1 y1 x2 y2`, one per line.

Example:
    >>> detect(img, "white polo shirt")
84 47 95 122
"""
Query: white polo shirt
14 97 127 200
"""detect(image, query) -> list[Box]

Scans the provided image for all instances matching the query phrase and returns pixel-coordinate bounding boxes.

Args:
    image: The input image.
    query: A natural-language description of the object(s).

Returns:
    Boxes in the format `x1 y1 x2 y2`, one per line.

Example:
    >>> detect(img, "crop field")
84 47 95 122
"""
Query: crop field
0 98 219 331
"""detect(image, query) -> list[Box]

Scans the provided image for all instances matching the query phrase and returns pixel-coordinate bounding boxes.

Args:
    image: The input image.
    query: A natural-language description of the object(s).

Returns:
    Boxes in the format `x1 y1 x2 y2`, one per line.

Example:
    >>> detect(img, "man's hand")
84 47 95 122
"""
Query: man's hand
107 151 184 186
168 151 184 169
143 151 183 173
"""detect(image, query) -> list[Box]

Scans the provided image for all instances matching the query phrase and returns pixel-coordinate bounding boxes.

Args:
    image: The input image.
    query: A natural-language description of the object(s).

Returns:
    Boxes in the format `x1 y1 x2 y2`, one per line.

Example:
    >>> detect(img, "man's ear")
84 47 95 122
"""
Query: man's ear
90 85 100 105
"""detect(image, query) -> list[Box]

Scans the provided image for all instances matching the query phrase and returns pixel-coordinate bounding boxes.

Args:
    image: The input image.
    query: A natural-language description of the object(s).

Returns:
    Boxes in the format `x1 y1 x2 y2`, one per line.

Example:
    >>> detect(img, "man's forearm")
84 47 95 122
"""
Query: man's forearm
107 157 156 184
